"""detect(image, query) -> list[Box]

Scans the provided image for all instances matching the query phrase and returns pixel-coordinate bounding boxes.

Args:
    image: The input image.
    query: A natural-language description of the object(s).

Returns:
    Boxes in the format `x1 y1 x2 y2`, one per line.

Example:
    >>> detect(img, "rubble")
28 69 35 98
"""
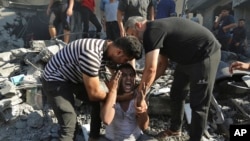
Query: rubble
1 39 250 141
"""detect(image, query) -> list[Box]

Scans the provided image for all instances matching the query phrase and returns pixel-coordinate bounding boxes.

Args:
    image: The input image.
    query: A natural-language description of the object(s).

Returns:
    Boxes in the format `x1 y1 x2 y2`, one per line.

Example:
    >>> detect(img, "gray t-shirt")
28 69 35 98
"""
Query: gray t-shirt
118 0 153 21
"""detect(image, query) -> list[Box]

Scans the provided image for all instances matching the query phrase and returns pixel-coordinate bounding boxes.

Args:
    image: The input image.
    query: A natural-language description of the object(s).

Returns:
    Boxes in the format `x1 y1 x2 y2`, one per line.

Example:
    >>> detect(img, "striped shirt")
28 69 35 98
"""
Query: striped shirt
43 38 107 83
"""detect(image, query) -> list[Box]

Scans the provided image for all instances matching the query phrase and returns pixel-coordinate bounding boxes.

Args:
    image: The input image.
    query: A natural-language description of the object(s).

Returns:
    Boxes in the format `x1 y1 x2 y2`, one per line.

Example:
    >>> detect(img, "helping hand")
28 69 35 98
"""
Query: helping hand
135 82 148 113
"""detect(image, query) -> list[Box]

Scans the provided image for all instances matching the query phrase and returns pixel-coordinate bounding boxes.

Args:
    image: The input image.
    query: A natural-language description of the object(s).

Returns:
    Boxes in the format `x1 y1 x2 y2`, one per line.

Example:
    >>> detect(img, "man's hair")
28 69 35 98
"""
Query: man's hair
117 63 136 75
124 16 146 31
193 12 197 17
113 36 142 60
222 6 231 12
239 18 246 22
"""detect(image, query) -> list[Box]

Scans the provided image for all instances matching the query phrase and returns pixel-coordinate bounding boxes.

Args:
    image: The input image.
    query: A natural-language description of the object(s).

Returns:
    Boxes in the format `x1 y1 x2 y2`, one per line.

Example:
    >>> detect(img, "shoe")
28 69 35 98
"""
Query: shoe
88 137 98 141
143 128 158 136
155 129 181 140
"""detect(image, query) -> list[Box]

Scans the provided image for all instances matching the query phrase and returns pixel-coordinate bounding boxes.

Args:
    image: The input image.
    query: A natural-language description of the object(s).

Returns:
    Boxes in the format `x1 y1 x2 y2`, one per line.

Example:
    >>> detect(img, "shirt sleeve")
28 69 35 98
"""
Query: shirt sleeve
143 27 166 54
79 50 101 77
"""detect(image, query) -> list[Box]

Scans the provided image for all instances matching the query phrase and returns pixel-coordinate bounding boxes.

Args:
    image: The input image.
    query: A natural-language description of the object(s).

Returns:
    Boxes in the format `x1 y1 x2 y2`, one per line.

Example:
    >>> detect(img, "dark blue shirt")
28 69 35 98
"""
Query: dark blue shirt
155 0 176 19
217 15 235 39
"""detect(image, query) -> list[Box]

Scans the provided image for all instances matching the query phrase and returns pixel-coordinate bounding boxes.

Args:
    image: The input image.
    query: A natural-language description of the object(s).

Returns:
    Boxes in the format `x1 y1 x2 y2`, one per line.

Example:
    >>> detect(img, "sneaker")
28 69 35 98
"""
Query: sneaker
155 129 181 140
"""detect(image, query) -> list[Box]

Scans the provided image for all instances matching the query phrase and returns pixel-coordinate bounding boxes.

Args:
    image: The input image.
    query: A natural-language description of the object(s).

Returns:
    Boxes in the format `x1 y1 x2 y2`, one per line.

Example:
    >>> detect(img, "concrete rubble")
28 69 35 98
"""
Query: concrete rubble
0 39 250 141
1 6 250 140
1 1 250 141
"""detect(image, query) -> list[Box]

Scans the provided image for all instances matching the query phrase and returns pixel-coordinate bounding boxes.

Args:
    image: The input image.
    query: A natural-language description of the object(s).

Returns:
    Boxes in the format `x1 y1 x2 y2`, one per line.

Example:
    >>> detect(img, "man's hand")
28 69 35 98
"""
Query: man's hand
235 42 240 47
229 61 250 73
135 82 148 113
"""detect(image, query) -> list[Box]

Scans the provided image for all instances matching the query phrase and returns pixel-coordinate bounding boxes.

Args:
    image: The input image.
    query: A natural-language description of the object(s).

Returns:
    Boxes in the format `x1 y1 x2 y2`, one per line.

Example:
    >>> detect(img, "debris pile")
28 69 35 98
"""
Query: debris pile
1 40 250 141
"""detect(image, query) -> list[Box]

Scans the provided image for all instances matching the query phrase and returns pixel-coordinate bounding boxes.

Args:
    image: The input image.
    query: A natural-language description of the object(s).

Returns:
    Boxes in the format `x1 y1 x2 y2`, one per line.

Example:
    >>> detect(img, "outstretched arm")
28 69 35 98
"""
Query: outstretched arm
138 49 160 93
229 61 250 73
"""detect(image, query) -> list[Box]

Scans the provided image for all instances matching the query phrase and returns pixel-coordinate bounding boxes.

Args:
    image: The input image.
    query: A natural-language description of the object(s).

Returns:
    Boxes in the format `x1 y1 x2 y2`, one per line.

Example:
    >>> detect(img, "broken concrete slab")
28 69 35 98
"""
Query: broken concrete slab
0 80 16 98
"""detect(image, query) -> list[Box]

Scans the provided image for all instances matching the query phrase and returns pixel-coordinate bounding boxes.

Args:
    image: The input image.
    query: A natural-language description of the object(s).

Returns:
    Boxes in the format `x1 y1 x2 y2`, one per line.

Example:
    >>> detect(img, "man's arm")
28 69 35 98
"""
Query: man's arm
117 9 125 37
67 0 74 16
47 0 54 15
82 74 107 101
100 0 106 31
229 61 250 73
155 54 169 81
223 23 237 33
148 5 154 20
213 14 222 29
138 49 160 93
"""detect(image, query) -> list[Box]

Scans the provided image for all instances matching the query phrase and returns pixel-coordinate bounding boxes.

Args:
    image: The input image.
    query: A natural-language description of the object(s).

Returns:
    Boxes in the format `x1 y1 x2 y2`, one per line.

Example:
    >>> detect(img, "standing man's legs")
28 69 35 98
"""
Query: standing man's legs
62 15 71 43
106 21 120 41
61 4 71 43
48 12 57 39
42 81 77 141
169 66 190 132
81 6 91 38
188 49 221 141
89 12 102 38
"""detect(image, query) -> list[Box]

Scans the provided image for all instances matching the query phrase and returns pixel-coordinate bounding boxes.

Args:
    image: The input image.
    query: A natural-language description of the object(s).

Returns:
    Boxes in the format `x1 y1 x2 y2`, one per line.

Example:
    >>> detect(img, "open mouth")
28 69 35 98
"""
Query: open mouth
124 81 133 91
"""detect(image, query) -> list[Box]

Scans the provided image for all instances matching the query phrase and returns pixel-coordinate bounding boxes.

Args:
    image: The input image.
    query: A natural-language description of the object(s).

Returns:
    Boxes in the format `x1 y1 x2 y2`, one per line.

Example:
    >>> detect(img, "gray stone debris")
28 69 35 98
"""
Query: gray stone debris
1 39 250 141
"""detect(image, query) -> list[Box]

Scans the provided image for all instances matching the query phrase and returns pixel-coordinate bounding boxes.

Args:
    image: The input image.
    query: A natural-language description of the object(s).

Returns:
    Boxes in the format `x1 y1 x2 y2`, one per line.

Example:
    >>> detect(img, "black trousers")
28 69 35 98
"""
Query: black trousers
49 2 71 31
105 21 120 41
81 6 102 38
169 49 221 141
41 79 101 141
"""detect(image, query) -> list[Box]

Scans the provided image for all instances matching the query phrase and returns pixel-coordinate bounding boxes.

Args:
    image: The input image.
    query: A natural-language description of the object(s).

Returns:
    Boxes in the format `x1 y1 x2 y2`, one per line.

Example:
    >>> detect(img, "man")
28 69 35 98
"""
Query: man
99 63 157 141
125 16 221 141
229 19 247 56
47 0 74 43
41 36 142 141
117 0 154 37
117 0 155 68
213 7 236 51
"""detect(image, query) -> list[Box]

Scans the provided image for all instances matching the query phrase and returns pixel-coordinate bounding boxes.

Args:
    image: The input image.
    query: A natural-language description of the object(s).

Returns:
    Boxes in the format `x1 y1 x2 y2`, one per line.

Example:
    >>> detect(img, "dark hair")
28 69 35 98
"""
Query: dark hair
239 18 246 22
222 6 231 12
113 36 142 60
117 63 136 75
117 63 136 94
193 12 197 17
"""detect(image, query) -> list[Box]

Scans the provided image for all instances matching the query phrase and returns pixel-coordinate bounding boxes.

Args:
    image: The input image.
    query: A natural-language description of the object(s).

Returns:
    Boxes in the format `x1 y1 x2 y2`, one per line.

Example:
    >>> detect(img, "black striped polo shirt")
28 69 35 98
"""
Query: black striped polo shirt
43 38 107 83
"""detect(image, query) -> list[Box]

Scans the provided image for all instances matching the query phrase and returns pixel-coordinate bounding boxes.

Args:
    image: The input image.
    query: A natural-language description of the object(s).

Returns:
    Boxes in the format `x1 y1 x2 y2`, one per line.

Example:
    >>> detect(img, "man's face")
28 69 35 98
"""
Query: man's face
238 20 245 27
221 10 229 17
126 27 140 40
111 53 132 64
120 68 136 93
